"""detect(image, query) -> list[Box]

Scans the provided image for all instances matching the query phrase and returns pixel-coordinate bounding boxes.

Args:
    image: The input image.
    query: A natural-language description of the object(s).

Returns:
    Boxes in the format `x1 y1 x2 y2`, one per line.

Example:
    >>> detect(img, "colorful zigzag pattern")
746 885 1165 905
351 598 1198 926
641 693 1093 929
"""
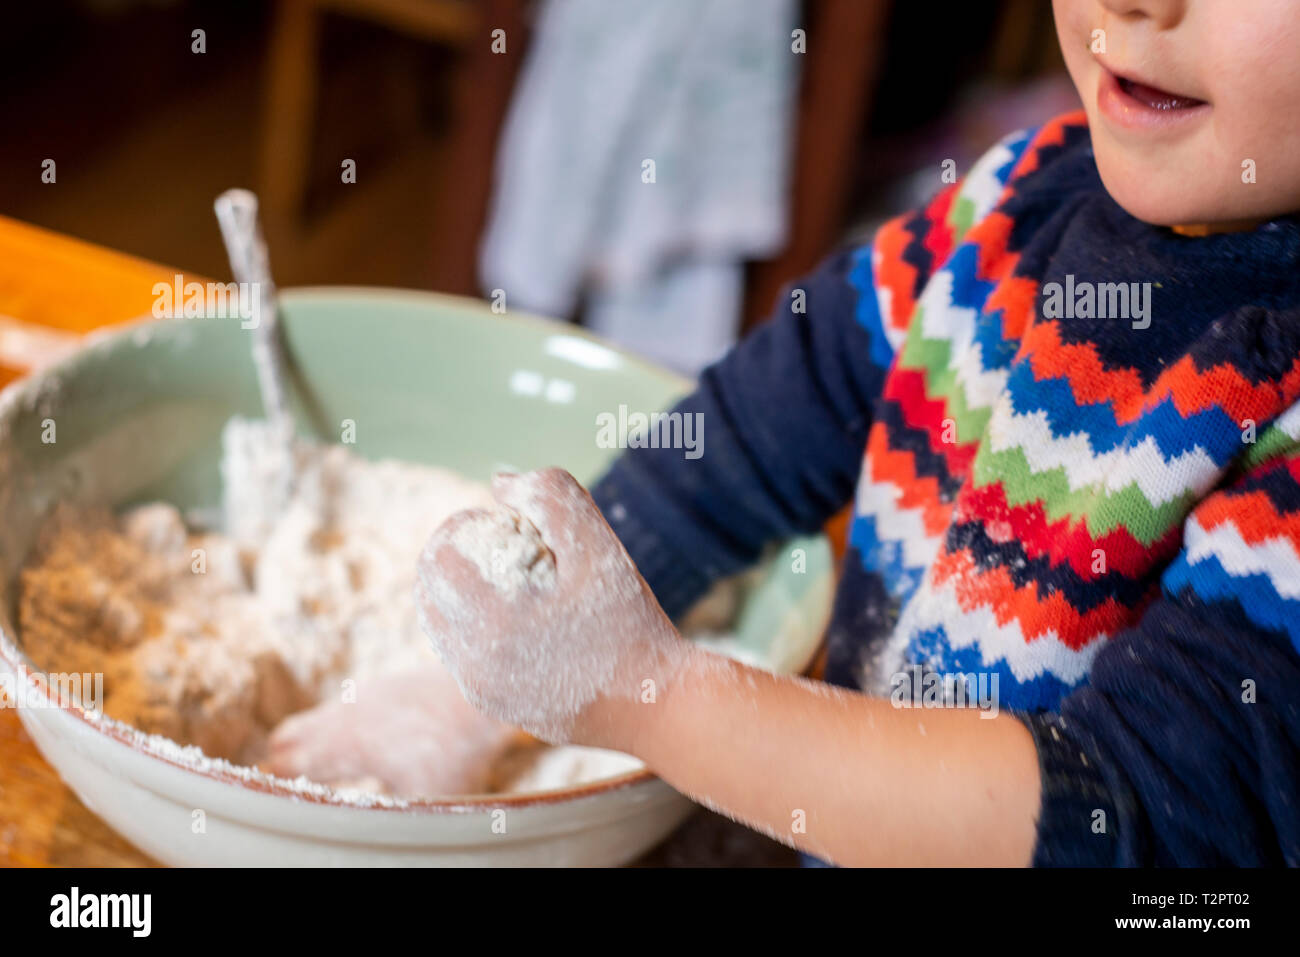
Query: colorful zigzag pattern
840 112 1300 710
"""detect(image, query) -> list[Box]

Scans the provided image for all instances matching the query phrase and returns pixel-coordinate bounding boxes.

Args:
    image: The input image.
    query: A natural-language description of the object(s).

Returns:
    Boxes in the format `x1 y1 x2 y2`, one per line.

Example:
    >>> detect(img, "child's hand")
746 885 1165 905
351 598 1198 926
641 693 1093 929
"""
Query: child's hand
414 468 684 747
263 663 518 796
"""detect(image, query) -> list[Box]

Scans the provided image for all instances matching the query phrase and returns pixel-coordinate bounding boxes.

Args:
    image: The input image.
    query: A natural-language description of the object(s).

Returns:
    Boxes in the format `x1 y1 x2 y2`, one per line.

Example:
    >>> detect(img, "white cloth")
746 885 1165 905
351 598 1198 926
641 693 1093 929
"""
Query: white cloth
480 0 798 375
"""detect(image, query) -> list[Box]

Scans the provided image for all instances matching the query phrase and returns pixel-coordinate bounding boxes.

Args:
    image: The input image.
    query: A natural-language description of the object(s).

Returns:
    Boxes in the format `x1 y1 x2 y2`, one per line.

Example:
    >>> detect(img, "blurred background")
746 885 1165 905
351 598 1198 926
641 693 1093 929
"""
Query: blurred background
0 0 1078 375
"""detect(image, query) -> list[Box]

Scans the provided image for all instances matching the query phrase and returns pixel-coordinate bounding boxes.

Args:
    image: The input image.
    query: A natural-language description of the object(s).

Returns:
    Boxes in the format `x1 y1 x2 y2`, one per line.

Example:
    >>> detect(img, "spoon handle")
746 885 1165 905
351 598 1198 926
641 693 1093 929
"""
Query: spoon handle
214 189 296 493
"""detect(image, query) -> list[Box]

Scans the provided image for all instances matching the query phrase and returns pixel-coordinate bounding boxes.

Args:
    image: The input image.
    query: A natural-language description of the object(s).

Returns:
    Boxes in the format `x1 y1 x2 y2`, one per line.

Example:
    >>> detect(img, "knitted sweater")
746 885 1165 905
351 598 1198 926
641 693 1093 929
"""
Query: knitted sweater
591 112 1300 866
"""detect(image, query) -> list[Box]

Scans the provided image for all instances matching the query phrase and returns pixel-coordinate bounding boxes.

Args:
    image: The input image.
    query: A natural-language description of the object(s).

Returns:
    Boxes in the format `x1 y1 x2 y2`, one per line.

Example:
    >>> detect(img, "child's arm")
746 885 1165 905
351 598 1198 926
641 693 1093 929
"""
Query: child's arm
586 642 1043 866
418 469 1042 865
419 462 1300 868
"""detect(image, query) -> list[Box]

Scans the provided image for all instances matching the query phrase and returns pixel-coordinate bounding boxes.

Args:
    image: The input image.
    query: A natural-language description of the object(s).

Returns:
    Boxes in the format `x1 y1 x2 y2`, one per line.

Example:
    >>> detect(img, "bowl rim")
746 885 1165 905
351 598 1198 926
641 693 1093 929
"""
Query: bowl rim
0 287 814 815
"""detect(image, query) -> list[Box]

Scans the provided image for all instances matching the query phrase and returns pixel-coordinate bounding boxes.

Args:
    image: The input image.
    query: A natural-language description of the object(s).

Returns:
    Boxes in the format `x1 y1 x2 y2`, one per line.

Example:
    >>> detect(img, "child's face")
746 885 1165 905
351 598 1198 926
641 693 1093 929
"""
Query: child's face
1053 0 1300 226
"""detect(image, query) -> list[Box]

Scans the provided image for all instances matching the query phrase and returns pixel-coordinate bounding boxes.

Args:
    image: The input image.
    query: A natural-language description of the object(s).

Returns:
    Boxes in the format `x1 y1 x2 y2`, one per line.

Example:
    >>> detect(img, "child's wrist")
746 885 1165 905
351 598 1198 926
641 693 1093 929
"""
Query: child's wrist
570 630 695 755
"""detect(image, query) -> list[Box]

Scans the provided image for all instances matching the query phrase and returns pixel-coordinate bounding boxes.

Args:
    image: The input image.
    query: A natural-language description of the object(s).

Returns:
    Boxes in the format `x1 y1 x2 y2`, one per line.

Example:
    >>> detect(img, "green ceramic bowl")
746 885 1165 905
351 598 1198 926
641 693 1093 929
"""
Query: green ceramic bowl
0 288 832 865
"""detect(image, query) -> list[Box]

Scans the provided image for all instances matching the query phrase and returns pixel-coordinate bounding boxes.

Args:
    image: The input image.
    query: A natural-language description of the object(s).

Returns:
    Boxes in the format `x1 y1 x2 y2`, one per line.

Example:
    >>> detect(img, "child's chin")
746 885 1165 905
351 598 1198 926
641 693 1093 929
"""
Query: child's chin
1093 151 1236 228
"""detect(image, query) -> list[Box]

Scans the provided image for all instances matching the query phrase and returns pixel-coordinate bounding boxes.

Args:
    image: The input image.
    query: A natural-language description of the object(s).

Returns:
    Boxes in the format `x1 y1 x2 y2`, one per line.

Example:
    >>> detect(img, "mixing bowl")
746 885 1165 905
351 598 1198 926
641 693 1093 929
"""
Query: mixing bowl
0 288 832 866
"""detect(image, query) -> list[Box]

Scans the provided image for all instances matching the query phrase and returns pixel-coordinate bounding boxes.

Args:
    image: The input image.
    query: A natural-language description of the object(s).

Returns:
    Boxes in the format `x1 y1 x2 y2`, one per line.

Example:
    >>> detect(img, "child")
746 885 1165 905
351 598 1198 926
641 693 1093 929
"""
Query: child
416 0 1300 866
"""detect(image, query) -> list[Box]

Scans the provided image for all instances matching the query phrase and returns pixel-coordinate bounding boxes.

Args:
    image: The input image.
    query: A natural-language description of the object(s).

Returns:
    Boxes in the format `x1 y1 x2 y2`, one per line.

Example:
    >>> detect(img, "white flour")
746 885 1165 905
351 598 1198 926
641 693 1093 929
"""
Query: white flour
448 508 557 599
18 418 645 796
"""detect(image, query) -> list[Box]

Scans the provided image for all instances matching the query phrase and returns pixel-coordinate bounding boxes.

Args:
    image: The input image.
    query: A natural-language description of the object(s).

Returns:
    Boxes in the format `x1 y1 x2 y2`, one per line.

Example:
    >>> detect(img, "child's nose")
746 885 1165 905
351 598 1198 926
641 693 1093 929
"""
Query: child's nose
1096 0 1187 30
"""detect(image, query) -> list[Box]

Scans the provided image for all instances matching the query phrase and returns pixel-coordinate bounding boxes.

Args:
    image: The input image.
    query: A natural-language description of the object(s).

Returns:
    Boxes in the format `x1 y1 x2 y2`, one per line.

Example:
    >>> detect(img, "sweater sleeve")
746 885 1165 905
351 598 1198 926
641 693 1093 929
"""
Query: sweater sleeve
1024 453 1300 866
589 242 892 619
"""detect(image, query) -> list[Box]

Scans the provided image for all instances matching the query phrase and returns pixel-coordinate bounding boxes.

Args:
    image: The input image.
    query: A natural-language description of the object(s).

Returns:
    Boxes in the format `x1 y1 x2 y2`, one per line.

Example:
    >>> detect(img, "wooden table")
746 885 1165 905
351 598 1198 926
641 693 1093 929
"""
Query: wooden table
0 215 177 866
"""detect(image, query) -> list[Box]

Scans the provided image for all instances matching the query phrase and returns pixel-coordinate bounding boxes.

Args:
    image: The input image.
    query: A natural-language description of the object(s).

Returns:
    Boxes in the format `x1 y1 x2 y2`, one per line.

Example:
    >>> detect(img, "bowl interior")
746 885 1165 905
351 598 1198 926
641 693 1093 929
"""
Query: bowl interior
0 288 832 752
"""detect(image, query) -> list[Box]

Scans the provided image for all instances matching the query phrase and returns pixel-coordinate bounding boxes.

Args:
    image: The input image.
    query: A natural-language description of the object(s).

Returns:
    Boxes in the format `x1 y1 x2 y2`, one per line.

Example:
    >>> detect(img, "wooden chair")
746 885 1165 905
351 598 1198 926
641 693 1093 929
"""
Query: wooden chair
259 0 478 226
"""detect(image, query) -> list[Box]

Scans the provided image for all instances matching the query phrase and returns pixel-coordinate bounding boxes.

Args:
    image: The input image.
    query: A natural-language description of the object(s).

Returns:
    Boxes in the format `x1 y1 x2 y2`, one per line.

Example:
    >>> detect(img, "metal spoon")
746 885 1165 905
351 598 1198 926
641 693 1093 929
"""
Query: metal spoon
213 188 296 502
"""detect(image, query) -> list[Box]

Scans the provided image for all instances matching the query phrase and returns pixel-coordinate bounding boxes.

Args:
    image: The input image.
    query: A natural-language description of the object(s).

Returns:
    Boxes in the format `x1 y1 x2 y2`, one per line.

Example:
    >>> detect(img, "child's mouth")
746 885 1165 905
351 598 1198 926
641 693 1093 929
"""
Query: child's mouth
1097 67 1210 131
1115 76 1205 112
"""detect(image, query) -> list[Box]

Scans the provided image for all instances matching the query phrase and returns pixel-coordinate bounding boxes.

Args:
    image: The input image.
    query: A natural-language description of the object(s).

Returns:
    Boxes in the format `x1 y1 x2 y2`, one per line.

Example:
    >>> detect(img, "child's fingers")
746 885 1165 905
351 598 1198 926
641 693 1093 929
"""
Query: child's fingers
264 714 334 777
263 739 308 778
491 469 560 537
427 505 494 547
265 714 306 752
489 470 521 501
418 508 496 589
492 467 604 545
414 511 498 663
422 504 556 593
